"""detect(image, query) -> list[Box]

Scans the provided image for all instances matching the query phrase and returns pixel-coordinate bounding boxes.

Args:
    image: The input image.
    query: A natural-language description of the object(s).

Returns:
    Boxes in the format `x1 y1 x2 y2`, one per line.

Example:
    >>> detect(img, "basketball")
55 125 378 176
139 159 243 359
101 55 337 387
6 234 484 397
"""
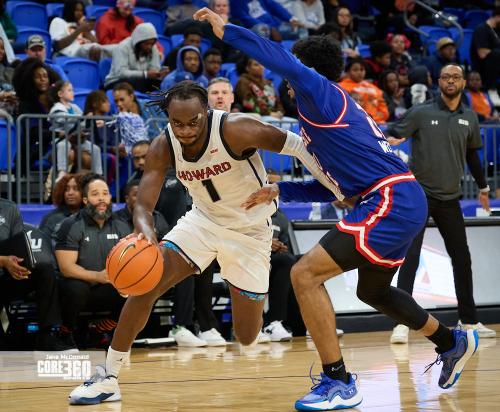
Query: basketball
106 237 164 296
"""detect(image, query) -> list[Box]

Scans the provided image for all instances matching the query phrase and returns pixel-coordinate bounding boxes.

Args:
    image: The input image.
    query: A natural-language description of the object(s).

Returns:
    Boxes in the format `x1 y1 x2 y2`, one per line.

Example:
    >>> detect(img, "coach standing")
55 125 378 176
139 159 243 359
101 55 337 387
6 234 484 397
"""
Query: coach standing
387 63 496 343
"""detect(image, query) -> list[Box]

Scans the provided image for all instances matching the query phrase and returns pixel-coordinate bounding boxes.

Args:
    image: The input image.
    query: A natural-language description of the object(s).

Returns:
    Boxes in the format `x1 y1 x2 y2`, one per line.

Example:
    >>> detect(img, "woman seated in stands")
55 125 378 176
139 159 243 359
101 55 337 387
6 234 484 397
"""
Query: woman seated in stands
379 69 408 122
0 37 16 115
96 0 144 45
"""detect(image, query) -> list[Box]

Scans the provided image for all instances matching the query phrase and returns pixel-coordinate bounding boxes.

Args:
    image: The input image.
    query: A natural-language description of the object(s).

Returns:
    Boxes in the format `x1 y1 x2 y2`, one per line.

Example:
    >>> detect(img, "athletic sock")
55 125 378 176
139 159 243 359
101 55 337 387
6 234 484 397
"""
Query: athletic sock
323 357 349 383
427 323 455 353
105 347 129 379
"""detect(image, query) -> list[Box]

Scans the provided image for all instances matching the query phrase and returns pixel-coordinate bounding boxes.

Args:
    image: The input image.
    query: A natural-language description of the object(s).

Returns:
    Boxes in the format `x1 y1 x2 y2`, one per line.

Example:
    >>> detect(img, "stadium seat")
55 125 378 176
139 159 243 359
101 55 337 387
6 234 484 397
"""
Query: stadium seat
260 150 292 173
220 62 236 77
157 35 172 56
46 3 64 18
73 88 92 111
98 58 112 87
9 2 47 30
86 5 109 20
358 44 371 58
200 38 212 55
442 7 465 23
419 27 451 55
464 9 491 29
0 120 16 171
265 69 283 91
62 59 99 90
170 34 183 48
449 28 474 65
16 27 51 55
226 69 239 89
134 8 165 35
92 0 115 5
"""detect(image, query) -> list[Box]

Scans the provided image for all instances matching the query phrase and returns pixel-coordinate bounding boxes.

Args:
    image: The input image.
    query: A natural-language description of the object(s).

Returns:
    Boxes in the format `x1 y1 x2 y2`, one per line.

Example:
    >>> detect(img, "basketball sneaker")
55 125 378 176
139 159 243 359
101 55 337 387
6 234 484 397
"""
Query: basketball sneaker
257 330 271 344
68 365 121 405
425 328 479 389
457 321 497 338
295 372 362 411
390 324 409 344
198 328 227 346
264 320 292 342
169 326 207 347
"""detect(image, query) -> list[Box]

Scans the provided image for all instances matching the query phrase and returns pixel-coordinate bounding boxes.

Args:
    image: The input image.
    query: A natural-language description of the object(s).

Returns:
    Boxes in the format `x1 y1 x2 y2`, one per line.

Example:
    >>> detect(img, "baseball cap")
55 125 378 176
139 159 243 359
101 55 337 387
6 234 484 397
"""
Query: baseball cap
436 37 456 50
26 35 46 50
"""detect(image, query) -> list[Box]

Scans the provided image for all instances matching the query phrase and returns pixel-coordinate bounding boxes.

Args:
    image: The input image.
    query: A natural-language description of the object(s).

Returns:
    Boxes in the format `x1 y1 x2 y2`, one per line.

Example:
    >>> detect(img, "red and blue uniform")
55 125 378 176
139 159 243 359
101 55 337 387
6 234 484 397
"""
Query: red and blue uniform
223 24 427 267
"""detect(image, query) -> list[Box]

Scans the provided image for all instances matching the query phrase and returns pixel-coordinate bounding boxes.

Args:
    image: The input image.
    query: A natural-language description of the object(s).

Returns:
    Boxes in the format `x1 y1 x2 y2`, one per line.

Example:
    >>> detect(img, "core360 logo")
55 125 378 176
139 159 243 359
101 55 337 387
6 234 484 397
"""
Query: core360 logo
37 353 92 380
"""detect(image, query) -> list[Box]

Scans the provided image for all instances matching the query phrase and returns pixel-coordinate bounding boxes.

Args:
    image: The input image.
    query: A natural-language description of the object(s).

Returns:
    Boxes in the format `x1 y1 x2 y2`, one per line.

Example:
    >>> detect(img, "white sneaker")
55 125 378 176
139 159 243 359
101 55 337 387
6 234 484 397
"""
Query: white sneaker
458 321 497 338
169 326 207 347
68 365 121 405
390 324 409 344
198 328 227 346
306 329 344 339
263 320 293 342
257 330 271 344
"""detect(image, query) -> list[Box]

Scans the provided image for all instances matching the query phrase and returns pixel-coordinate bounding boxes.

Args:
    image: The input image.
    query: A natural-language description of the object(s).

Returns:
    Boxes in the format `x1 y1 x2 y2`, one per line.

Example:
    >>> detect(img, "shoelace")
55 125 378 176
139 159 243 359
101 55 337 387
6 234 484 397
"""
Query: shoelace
423 353 443 375
83 370 104 387
307 364 332 396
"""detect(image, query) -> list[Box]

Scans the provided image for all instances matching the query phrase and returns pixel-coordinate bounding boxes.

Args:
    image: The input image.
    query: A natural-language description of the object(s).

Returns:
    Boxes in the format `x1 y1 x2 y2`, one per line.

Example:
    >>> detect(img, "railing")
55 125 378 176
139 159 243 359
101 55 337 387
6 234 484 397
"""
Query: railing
1 114 499 204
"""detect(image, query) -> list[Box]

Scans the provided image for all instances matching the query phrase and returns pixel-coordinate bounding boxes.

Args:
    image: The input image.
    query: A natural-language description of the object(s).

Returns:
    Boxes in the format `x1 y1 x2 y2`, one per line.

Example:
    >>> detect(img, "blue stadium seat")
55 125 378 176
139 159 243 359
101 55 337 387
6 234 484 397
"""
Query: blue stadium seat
449 28 474 65
464 9 491 29
0 120 16 171
16 27 52 54
73 88 92 111
170 34 183 48
46 3 64 18
157 35 172 56
226 69 239 89
62 59 99 90
200 38 212 55
86 5 109 19
442 7 465 23
358 44 371 58
98 58 112 87
10 2 47 30
220 62 236 77
134 8 165 35
260 151 292 173
419 27 452 55
106 89 117 114
92 0 115 5
265 69 282 91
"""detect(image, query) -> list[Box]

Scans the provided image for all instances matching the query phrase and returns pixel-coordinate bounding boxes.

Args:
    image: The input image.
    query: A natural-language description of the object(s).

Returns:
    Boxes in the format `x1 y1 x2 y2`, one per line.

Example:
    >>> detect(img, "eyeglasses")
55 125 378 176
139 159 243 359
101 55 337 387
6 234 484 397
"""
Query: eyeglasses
440 74 463 81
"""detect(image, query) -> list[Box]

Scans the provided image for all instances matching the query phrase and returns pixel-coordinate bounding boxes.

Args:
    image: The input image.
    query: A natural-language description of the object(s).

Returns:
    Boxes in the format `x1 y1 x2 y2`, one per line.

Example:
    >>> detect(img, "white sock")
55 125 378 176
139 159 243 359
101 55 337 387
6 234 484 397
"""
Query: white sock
106 347 129 379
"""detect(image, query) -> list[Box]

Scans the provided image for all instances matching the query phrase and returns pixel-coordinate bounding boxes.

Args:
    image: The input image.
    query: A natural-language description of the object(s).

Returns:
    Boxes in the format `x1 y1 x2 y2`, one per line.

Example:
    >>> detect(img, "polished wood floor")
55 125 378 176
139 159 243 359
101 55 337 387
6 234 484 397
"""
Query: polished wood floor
1 325 498 411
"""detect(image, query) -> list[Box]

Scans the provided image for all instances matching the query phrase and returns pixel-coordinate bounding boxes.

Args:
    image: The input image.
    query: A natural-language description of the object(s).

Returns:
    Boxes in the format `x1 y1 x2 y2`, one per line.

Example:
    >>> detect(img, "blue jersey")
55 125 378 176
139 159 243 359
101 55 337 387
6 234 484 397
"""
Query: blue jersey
223 25 408 199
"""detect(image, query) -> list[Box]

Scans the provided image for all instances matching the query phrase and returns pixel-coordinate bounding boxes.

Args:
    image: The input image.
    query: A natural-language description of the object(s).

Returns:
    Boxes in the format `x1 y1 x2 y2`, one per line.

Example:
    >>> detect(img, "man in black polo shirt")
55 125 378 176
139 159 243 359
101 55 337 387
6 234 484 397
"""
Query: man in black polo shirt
387 63 496 343
54 174 131 348
471 7 500 91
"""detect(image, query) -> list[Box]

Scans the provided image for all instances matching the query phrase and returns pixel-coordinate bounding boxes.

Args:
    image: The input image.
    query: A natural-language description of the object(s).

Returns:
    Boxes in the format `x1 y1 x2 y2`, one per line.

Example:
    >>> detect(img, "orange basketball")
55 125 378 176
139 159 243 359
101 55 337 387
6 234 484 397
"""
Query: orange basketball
106 237 164 296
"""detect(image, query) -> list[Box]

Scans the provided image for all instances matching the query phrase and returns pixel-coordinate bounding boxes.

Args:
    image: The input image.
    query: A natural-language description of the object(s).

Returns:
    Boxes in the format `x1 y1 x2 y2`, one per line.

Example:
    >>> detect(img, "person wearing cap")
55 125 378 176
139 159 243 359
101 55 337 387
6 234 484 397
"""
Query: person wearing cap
96 0 144 46
25 35 68 81
105 22 168 92
424 36 458 85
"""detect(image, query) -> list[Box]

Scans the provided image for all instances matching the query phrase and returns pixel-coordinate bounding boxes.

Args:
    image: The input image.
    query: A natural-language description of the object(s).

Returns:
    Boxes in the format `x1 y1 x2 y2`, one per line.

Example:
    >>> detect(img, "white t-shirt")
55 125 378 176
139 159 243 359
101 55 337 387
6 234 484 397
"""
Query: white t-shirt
49 17 80 57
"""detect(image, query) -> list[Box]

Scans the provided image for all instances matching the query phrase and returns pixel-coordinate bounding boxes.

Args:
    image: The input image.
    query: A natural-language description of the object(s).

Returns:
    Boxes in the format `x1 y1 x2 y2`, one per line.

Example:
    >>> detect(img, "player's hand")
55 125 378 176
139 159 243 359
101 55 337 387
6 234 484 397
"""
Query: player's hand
478 191 491 214
95 269 110 284
387 136 406 146
193 8 225 39
135 231 159 247
271 238 282 252
3 256 30 280
241 184 279 210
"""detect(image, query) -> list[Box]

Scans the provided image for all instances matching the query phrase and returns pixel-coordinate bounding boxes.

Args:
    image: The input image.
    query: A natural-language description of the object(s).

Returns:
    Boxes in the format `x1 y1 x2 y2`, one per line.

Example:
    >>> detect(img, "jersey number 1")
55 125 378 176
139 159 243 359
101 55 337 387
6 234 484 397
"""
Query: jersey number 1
202 179 221 202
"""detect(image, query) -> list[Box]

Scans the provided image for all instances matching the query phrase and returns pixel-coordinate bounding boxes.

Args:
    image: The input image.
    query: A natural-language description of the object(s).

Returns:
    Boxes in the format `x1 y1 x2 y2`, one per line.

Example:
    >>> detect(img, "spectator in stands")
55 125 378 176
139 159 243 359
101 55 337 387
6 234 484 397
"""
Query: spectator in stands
48 81 103 181
387 63 496 342
13 58 59 169
379 69 407 122
50 0 110 61
207 76 235 113
333 6 361 58
54 174 130 348
114 179 169 240
0 198 72 350
339 58 389 123
161 45 208 90
279 79 297 118
203 48 222 81
165 0 201 33
230 0 302 41
112 81 166 138
292 0 326 34
404 65 433 109
321 0 340 23
464 71 499 122
0 0 16 42
471 7 500 91
0 37 16 115
364 40 392 83
388 33 412 87
105 23 167 93
235 54 285 119
24 35 68 81
165 26 203 71
40 173 85 241
424 37 458 85
96 0 144 45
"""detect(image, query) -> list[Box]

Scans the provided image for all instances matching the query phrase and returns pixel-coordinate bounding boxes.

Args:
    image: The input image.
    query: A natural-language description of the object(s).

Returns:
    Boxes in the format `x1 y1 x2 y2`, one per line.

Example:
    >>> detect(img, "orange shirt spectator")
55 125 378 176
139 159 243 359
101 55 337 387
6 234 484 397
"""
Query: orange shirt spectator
464 71 499 121
339 58 389 123
96 1 144 45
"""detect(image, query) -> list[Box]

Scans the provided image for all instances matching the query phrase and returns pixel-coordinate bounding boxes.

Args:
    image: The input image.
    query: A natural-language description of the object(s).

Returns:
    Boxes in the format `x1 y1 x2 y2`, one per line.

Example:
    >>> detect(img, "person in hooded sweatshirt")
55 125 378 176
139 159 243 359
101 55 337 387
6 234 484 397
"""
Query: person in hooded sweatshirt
403 65 435 109
104 22 168 93
160 45 209 91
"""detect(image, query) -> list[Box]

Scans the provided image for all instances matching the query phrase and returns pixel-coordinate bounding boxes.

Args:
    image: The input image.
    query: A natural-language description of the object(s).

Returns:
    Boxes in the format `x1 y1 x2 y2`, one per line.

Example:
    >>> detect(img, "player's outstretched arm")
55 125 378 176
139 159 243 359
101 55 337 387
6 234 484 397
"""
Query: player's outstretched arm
134 133 170 245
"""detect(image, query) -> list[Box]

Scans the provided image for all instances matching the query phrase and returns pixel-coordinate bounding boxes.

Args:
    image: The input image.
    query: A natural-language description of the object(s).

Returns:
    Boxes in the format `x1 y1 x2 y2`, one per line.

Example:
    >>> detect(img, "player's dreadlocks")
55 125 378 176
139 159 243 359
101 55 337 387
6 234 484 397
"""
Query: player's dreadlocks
146 80 209 114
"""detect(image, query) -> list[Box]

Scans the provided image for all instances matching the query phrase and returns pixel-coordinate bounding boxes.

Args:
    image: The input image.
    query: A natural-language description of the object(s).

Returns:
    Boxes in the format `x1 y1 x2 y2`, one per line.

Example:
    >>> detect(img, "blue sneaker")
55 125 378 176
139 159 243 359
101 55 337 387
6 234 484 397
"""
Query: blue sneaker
295 371 362 411
425 328 479 389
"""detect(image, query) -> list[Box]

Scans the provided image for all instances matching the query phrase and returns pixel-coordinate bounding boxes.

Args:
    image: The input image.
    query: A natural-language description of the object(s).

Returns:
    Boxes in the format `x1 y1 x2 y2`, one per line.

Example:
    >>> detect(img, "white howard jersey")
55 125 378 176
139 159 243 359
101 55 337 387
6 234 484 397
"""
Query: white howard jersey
166 110 277 229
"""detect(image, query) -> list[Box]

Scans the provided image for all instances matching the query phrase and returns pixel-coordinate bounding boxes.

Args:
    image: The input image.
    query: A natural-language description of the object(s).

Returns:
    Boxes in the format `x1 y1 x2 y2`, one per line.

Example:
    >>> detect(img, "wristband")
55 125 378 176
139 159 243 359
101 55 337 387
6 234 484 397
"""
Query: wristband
479 185 490 193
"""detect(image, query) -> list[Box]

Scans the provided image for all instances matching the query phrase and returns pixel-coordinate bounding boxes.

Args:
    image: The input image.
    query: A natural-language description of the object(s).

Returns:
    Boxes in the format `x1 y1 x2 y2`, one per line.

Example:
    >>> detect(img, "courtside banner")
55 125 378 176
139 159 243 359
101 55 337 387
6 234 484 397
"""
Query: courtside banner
0 351 105 382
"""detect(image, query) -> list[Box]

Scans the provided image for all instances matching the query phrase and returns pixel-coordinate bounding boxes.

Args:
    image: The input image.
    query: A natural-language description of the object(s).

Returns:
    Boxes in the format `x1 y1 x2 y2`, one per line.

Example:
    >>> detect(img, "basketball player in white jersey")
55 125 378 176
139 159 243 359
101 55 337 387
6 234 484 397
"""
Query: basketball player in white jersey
69 81 321 405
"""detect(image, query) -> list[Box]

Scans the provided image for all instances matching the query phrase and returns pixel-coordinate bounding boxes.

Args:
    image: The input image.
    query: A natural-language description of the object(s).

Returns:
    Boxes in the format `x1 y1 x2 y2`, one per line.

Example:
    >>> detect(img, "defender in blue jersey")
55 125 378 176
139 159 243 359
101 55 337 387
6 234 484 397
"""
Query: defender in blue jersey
195 8 479 411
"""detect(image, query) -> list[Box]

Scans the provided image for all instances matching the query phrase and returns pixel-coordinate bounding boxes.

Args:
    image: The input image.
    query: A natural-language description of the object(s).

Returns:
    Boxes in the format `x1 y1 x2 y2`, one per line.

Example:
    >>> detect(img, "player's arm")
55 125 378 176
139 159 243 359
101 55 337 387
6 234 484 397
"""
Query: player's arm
133 132 170 245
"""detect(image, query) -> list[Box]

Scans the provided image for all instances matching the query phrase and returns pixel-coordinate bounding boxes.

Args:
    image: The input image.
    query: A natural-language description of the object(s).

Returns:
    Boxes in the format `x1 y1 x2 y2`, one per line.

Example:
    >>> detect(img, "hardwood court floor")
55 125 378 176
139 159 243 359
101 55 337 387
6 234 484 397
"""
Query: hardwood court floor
1 325 499 412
